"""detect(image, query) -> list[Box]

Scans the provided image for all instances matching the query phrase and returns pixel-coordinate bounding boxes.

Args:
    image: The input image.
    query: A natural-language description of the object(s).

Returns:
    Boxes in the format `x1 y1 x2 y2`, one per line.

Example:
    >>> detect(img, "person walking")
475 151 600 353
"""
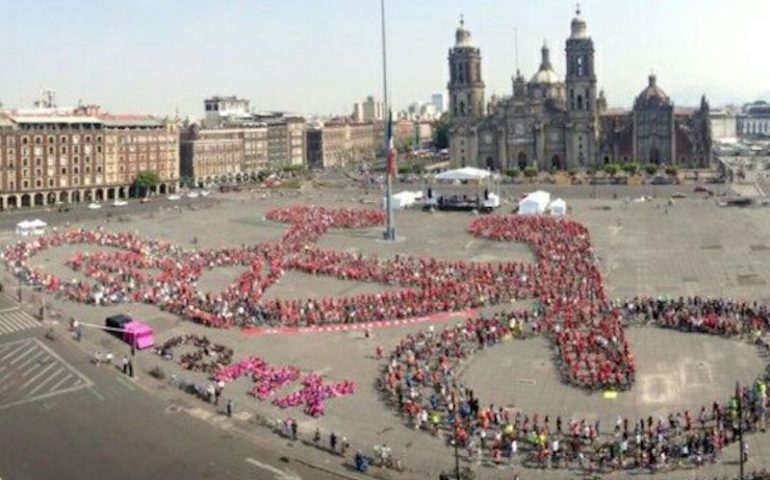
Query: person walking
226 399 233 418
122 356 129 375
330 431 338 453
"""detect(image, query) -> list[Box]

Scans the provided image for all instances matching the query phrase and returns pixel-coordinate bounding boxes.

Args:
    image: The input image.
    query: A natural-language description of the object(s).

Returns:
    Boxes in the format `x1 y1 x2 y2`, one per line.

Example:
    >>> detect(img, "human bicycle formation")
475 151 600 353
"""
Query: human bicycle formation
2 204 770 467
381 304 770 472
156 334 354 418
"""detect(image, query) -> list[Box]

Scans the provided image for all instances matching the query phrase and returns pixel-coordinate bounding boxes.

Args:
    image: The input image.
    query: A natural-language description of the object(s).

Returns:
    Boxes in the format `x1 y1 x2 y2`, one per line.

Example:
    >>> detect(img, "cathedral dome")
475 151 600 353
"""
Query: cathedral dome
455 16 472 47
530 41 560 84
570 5 588 39
635 74 671 108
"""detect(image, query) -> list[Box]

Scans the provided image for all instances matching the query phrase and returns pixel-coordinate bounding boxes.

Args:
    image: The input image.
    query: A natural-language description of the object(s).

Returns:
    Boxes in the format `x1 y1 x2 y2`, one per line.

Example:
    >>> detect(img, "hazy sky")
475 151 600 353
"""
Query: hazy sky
0 0 767 118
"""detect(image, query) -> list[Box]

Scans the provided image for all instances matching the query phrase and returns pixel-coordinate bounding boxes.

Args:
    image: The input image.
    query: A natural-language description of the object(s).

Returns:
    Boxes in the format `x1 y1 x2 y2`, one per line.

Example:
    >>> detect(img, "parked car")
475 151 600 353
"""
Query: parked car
112 200 128 207
167 194 181 201
87 202 102 210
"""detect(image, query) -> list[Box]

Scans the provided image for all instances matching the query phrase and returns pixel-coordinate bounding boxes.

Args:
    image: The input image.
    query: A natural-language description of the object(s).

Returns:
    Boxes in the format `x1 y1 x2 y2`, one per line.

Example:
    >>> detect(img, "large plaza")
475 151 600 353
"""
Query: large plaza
3 182 770 480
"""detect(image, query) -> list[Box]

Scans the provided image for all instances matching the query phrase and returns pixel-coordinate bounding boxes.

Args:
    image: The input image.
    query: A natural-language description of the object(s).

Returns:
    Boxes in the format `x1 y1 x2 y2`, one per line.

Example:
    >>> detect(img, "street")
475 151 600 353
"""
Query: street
0 330 343 480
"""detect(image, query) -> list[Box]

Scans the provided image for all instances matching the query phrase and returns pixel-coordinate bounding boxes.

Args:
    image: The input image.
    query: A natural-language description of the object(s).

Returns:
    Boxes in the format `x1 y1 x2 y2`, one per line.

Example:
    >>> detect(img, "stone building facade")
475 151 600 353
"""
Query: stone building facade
0 106 178 209
179 125 246 187
448 8 712 170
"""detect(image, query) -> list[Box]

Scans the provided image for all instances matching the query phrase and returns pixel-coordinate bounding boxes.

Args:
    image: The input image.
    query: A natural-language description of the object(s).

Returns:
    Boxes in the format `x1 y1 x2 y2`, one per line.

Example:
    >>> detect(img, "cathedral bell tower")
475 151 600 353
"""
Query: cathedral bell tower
448 16 485 122
447 16 485 167
565 5 598 167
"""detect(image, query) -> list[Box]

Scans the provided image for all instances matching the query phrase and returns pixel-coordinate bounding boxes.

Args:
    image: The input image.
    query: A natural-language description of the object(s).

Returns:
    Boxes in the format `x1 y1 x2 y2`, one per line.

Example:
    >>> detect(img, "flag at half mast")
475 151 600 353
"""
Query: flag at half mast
386 110 397 177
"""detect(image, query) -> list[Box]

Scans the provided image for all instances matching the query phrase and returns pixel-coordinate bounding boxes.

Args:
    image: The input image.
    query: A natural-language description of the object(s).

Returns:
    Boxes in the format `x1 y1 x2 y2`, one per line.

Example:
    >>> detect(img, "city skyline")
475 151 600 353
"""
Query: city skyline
0 0 767 118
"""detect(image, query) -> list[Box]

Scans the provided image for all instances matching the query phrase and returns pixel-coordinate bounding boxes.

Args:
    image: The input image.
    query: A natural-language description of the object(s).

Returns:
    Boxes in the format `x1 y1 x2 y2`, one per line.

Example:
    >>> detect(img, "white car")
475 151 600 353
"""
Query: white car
87 203 102 210
186 191 199 199
200 190 210 197
167 194 181 201
112 200 128 207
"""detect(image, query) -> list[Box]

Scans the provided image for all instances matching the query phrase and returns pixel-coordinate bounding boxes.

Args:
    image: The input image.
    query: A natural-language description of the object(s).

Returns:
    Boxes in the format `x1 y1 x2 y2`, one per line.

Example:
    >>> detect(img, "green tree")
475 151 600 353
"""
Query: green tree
644 164 658 176
432 114 451 150
523 166 538 179
134 170 160 197
603 163 620 177
622 162 640 176
505 168 520 178
665 165 679 177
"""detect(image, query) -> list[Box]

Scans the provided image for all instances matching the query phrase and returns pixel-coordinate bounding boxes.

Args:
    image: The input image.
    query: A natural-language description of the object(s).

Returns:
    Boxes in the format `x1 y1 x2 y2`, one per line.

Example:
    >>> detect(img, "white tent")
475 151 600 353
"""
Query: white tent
383 190 423 210
518 190 551 215
549 198 567 216
434 167 491 182
15 219 47 236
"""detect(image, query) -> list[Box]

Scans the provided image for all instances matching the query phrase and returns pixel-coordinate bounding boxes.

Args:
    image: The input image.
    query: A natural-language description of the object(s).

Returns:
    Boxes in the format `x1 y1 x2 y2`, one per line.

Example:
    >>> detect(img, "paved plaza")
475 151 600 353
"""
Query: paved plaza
4 184 770 479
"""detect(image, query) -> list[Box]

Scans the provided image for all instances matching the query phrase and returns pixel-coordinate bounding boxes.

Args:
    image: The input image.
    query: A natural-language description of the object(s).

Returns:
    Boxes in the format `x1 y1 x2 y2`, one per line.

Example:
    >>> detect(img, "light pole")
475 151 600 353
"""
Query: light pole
380 0 396 241
737 381 745 480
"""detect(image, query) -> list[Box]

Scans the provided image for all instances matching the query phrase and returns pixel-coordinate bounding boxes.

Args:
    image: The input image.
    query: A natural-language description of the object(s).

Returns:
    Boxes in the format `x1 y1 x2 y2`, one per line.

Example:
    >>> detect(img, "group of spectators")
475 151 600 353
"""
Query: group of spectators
212 355 354 417
381 310 770 472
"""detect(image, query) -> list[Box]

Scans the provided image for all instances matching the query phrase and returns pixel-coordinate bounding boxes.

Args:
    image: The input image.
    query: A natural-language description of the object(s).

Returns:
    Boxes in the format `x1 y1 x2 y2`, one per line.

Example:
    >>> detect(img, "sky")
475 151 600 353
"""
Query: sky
0 0 767 118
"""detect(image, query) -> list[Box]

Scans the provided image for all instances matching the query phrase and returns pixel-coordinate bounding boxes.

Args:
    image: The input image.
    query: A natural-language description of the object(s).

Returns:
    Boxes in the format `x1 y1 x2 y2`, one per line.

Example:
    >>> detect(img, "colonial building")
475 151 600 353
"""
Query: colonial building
737 101 770 138
201 96 305 169
0 105 178 210
179 125 245 187
447 9 712 170
306 120 377 169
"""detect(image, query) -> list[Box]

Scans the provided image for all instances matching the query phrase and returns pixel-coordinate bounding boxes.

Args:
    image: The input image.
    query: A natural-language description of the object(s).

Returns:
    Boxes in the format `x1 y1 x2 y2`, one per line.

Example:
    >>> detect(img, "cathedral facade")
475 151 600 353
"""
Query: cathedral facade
448 9 712 171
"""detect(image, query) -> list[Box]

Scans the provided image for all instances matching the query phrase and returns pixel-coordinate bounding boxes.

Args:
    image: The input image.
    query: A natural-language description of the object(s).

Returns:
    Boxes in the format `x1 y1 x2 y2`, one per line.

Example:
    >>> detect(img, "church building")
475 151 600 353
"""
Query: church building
447 8 712 170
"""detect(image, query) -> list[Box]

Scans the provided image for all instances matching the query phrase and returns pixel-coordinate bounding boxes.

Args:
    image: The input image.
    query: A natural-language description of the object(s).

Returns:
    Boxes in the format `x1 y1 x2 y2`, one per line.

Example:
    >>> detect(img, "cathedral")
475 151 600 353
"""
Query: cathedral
448 8 712 171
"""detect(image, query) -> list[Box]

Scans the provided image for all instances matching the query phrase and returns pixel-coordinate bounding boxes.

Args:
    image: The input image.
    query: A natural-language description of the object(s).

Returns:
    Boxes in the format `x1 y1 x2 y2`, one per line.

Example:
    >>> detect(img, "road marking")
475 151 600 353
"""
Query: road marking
17 351 47 372
48 373 74 392
26 367 65 396
8 345 38 365
1 342 30 362
88 388 105 401
115 375 136 391
245 457 302 480
18 361 58 390
0 338 94 411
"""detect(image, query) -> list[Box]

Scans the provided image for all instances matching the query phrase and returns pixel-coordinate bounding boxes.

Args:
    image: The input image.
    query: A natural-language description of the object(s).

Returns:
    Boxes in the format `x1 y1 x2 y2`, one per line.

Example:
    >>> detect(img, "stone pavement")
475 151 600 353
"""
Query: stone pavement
3 185 770 479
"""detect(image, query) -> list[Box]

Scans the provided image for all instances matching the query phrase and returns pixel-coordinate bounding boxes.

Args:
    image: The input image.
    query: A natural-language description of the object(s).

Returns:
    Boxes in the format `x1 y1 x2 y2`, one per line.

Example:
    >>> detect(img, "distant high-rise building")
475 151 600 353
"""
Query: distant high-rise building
431 93 446 113
203 95 251 128
352 96 385 122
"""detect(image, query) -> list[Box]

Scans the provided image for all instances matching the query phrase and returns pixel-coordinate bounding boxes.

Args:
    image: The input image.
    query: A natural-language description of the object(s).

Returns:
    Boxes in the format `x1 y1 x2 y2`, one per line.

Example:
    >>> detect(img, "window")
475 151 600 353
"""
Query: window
73 166 79 174
60 136 67 143
48 146 54 154
48 136 55 144
48 178 54 187
23 180 29 189
61 167 67 175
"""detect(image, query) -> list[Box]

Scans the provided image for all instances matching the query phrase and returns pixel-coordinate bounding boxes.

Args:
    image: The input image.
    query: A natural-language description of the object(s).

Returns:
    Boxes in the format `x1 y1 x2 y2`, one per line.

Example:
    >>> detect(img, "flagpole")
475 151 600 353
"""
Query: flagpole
381 0 395 241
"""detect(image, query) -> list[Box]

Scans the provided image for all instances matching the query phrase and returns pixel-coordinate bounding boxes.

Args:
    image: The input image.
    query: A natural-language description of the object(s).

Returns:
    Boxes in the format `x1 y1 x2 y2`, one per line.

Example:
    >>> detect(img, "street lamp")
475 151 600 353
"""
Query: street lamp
737 381 745 480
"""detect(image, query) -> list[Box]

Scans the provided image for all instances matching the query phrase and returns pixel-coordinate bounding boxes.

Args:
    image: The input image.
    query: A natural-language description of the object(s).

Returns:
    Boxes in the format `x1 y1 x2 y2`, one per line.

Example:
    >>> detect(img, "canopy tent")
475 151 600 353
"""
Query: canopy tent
383 190 423 210
434 167 491 182
549 198 567 216
518 191 551 216
15 219 47 236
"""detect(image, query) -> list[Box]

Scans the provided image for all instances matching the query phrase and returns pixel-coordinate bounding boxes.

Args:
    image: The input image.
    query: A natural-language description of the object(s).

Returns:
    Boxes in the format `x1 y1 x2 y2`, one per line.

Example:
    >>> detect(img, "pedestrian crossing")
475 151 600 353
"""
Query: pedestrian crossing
0 338 92 410
0 308 40 337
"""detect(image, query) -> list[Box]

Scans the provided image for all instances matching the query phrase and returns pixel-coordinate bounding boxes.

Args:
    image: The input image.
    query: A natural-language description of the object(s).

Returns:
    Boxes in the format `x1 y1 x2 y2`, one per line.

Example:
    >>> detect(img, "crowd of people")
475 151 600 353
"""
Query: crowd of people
381 312 770 472
156 334 234 374
213 355 354 417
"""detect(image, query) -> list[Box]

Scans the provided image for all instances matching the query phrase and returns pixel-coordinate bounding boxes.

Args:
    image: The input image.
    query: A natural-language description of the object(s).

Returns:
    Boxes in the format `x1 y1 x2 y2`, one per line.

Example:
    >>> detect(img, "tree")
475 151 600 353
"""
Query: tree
603 163 620 177
134 170 160 197
433 114 451 150
645 164 658 176
665 165 679 177
622 162 640 176
523 166 538 179
505 168 520 178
